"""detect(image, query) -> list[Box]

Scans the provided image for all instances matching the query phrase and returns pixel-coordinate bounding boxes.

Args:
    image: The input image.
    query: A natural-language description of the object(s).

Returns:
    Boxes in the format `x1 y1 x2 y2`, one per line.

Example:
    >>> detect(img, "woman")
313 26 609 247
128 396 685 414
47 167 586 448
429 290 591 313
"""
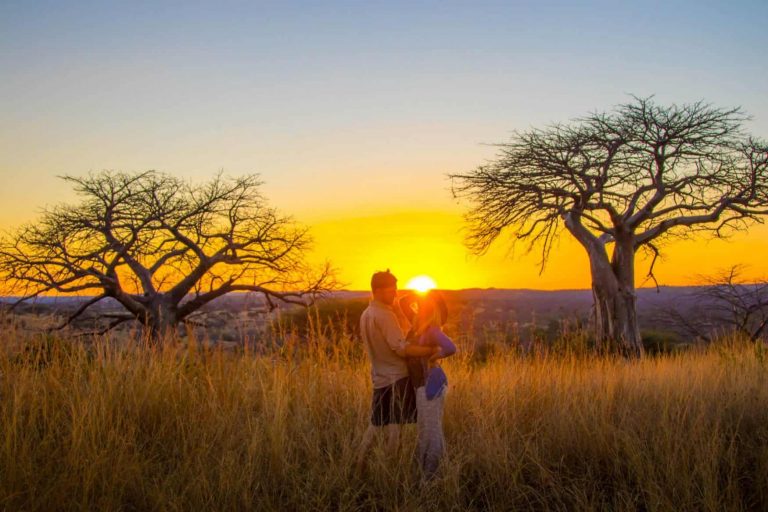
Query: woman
403 290 457 479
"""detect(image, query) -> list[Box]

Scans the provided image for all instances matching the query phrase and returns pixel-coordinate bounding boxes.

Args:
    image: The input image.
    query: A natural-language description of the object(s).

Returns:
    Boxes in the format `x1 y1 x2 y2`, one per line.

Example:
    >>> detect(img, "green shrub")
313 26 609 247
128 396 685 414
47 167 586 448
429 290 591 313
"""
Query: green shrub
642 329 687 355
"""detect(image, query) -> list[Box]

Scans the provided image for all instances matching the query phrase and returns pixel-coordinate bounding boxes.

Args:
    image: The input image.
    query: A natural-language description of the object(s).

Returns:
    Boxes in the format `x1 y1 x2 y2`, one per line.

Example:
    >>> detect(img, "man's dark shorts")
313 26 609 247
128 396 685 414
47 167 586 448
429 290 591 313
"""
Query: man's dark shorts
371 376 417 426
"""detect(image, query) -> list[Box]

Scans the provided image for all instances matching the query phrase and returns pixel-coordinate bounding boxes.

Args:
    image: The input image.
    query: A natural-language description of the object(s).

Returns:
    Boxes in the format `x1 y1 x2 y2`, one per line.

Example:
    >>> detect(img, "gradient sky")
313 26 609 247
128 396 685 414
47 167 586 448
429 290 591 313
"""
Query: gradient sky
1 1 767 290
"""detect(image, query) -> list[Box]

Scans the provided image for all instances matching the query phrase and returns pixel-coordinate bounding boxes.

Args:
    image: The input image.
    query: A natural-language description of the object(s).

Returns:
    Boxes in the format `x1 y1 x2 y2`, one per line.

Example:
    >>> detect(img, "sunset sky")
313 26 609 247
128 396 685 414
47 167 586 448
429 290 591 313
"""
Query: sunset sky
1 1 767 290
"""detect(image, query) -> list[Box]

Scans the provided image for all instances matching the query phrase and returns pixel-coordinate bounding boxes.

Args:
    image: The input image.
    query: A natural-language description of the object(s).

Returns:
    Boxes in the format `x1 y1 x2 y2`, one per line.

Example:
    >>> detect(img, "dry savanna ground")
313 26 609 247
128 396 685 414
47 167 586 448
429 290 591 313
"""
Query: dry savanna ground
1 313 767 511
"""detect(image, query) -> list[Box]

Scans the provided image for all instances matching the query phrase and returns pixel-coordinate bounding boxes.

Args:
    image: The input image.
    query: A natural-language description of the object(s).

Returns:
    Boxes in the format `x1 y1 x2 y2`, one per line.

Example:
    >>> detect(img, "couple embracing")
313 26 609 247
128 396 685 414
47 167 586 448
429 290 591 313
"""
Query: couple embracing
355 270 457 479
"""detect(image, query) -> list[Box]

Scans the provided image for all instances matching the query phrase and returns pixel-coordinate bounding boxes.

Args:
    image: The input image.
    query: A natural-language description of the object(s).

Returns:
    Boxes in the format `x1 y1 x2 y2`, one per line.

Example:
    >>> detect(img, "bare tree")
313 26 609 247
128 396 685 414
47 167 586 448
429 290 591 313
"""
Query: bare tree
0 171 335 339
673 266 768 343
704 267 768 342
451 97 768 357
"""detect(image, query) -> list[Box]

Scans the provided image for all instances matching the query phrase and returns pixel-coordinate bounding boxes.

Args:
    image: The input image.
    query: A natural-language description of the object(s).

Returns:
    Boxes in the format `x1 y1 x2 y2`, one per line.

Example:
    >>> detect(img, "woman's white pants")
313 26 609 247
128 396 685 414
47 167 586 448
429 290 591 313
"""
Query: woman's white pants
416 386 446 478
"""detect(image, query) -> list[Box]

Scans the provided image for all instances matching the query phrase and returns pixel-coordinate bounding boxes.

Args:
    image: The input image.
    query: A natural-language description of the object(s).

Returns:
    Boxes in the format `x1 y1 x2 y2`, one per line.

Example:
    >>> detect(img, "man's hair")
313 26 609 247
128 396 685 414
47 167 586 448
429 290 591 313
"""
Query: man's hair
370 269 397 291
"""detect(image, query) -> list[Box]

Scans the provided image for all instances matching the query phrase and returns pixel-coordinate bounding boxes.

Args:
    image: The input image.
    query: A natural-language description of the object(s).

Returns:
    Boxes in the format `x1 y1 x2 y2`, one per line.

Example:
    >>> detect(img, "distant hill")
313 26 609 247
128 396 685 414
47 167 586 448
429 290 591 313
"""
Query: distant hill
325 286 702 320
0 286 705 318
0 286 720 341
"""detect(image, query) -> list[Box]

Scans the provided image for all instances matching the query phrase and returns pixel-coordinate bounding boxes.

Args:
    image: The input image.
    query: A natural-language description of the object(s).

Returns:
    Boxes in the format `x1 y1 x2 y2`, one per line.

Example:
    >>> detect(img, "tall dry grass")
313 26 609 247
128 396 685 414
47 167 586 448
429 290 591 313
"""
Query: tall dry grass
1 314 768 511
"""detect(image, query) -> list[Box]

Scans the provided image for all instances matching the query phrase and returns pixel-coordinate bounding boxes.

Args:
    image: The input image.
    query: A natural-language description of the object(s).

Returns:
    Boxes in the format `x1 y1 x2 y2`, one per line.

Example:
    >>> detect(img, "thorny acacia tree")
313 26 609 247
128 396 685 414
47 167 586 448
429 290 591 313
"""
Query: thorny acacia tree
452 97 768 357
0 171 334 338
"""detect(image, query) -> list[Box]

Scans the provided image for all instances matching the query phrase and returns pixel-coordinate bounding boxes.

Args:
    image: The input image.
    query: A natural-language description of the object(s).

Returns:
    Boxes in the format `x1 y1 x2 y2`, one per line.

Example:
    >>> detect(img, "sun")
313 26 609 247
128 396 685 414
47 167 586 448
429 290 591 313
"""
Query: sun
406 275 437 294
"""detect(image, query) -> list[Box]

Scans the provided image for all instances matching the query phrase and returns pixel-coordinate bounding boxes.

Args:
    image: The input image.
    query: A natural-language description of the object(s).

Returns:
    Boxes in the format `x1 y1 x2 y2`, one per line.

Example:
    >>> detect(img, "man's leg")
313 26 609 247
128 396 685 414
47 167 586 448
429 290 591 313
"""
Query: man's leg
384 423 401 455
355 424 379 473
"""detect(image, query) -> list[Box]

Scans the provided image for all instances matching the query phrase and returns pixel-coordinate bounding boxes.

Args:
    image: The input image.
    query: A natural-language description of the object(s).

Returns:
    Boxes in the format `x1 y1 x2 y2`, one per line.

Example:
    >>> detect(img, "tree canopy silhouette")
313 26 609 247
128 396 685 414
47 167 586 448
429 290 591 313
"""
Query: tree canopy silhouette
0 171 334 338
452 97 768 356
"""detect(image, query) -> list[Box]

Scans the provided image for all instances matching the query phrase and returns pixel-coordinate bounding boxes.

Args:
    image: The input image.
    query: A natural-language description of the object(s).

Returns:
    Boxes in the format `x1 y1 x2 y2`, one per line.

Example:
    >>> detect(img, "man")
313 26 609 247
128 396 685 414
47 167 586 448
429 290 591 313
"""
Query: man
355 269 438 471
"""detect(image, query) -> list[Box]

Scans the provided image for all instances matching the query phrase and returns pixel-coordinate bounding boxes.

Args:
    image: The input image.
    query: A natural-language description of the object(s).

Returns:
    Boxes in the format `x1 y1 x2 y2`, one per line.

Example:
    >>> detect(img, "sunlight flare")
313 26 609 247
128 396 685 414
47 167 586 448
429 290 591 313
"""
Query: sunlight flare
406 275 437 293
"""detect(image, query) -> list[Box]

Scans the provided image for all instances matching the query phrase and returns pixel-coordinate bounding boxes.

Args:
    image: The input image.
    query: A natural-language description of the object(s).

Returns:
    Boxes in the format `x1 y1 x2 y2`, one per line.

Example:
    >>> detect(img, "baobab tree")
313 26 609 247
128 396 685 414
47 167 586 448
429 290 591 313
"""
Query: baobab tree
0 171 334 339
451 97 768 357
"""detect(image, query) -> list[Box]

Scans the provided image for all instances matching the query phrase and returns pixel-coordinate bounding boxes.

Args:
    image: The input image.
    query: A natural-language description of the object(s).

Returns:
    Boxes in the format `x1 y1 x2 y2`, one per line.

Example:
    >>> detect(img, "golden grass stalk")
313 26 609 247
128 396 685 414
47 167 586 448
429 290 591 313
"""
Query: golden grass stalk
1 318 767 511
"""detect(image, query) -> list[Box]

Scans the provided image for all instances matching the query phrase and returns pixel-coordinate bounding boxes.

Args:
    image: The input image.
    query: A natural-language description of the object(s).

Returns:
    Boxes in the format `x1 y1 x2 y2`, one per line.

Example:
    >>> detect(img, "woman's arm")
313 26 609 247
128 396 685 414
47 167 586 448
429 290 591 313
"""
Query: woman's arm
426 326 456 360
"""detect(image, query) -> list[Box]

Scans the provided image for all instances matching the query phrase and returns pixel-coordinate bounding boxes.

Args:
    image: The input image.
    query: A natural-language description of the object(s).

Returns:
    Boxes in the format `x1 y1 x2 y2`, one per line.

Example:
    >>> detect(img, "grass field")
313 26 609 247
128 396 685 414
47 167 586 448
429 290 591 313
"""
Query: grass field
1 314 767 511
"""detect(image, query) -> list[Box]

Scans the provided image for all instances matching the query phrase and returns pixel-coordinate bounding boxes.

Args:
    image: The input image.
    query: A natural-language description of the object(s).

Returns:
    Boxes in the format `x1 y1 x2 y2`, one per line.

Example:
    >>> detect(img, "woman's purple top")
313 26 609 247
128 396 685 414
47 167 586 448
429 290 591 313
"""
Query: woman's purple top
408 325 456 390
418 325 457 357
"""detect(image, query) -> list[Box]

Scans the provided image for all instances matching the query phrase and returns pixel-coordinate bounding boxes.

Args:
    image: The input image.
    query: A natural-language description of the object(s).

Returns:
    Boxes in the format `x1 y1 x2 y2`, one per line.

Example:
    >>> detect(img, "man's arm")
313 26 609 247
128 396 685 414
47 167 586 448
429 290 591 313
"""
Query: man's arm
403 343 440 358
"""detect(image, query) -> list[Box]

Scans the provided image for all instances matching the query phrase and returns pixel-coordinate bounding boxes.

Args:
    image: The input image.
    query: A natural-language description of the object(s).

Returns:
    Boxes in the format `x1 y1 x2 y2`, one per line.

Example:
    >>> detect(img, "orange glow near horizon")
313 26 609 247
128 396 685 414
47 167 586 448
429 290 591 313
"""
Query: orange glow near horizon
2 207 768 296
307 208 768 291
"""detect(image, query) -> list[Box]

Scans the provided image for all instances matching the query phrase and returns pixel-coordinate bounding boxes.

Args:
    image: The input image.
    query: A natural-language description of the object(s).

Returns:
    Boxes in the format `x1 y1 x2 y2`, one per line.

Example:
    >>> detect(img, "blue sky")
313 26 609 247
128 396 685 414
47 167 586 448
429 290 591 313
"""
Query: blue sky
2 1 767 288
1 0 767 216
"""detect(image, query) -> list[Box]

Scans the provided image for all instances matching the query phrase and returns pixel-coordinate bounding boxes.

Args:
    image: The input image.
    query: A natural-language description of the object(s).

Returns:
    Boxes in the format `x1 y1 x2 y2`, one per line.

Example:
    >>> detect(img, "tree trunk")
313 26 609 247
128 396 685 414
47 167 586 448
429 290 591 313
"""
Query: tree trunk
586 238 644 358
591 278 644 357
564 214 644 357
146 297 179 342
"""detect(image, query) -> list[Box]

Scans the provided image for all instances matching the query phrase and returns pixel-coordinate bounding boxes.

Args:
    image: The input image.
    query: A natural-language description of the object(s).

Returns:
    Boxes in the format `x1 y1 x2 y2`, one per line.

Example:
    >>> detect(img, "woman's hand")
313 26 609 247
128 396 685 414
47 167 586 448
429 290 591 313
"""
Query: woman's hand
428 346 442 363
